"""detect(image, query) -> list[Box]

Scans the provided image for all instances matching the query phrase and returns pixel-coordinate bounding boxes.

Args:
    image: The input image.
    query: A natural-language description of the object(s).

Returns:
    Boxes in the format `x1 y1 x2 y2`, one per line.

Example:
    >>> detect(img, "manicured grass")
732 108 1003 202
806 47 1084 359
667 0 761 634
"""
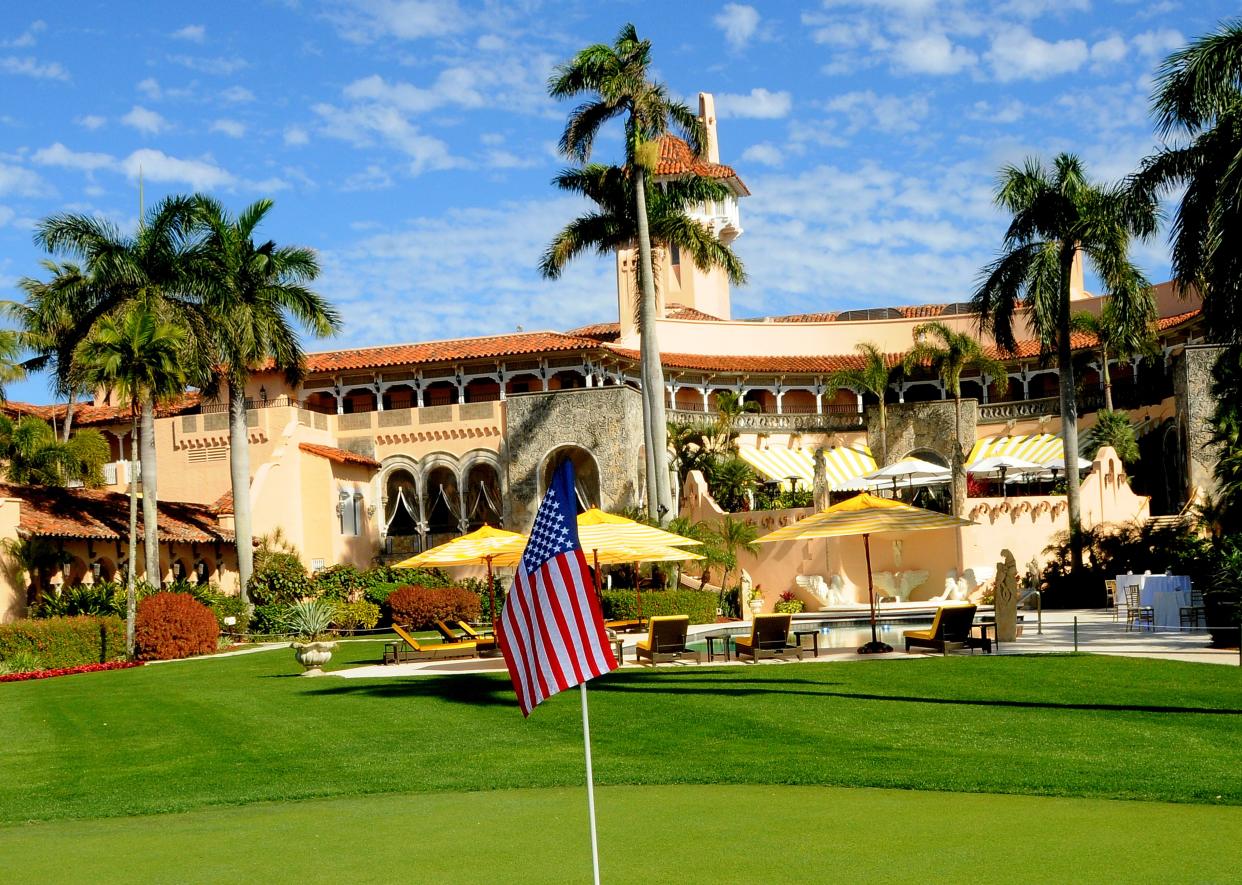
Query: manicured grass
3 785 1241 884
3 641 1240 826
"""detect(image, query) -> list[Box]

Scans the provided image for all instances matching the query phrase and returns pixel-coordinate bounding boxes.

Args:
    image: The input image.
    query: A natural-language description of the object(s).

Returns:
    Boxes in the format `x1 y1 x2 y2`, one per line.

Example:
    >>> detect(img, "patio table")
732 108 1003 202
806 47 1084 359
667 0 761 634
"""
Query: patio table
1116 575 1192 629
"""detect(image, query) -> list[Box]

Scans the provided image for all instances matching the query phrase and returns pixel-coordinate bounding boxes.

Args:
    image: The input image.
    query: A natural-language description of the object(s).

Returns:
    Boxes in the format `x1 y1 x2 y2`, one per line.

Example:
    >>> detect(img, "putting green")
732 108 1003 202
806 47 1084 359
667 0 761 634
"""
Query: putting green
3 784 1239 884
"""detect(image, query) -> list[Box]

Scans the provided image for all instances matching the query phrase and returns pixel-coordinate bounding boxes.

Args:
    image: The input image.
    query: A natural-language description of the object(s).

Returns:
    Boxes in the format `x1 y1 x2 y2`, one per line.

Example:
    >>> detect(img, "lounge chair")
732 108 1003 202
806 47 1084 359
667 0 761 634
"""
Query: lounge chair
733 613 802 663
383 624 477 664
448 620 499 655
903 604 978 655
605 617 647 634
634 615 701 666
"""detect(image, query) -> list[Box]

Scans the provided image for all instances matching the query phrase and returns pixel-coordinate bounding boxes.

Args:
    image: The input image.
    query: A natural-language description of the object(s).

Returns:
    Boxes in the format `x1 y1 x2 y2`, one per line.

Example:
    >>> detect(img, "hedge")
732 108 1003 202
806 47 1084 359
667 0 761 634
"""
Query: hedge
386 585 481 629
134 593 220 661
600 590 717 624
0 616 127 668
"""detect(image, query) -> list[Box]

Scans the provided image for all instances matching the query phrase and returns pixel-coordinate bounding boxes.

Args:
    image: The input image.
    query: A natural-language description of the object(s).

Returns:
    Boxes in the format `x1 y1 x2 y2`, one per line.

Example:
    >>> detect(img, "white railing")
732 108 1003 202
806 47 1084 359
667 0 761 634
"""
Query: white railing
103 462 118 485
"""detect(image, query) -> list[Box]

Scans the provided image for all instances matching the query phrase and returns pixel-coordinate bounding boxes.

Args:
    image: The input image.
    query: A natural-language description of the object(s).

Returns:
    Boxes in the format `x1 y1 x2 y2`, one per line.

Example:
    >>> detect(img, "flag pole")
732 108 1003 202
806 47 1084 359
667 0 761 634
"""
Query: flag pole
580 683 601 885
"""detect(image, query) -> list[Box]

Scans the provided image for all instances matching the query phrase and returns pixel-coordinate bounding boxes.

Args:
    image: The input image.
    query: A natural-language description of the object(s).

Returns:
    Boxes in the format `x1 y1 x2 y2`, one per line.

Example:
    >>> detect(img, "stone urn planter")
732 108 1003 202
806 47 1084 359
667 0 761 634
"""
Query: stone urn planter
291 640 338 676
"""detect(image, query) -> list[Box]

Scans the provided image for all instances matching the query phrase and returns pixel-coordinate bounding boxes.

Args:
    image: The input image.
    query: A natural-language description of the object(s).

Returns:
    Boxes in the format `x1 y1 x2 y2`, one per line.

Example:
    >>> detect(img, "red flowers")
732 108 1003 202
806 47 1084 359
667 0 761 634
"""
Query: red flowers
0 661 143 683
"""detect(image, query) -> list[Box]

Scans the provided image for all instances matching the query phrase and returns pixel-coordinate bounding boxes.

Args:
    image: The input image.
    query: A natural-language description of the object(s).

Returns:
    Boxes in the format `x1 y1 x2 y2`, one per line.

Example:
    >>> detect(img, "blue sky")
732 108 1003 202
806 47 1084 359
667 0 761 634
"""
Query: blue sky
0 0 1232 403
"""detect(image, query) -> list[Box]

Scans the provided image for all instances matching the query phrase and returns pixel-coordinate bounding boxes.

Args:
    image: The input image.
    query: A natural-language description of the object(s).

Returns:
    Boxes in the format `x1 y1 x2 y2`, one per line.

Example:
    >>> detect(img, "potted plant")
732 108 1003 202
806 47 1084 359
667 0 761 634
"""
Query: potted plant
774 590 804 614
748 584 765 615
288 599 338 676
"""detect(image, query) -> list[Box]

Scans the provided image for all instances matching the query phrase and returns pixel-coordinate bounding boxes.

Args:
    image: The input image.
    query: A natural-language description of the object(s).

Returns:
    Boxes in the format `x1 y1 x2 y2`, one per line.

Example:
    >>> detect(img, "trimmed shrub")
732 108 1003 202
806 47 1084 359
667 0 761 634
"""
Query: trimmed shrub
312 564 367 601
386 585 481 629
333 600 381 633
0 616 126 668
600 589 717 624
134 593 220 661
364 581 404 608
369 566 453 588
247 552 313 605
251 604 294 637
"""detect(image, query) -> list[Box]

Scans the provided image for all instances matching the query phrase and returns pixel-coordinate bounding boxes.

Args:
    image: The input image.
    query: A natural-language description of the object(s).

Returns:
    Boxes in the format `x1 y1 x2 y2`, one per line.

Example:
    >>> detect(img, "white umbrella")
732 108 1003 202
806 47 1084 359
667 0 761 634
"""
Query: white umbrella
968 455 1041 500
861 458 950 497
1043 456 1092 471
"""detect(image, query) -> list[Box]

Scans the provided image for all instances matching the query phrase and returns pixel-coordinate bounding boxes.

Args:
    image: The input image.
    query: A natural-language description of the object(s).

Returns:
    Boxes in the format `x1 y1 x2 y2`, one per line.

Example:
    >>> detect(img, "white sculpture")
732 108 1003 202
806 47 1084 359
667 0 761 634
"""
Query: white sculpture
796 574 853 609
932 570 970 603
872 569 930 602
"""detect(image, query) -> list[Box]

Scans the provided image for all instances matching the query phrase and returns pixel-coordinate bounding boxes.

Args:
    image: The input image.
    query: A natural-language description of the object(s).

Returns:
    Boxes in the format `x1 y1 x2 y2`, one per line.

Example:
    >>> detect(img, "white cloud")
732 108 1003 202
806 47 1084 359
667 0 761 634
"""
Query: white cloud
1133 28 1184 58
219 85 255 103
4 20 46 49
210 118 246 138
137 77 162 99
0 56 68 80
714 4 761 51
741 143 784 167
121 105 168 135
312 101 462 174
0 161 50 197
121 149 235 190
892 33 976 75
284 126 310 146
329 0 470 43
76 114 106 130
1090 35 1128 66
968 99 1026 124
715 88 792 119
167 54 248 75
31 142 116 172
822 90 930 134
172 24 206 43
986 27 1088 81
341 164 394 191
343 71 484 113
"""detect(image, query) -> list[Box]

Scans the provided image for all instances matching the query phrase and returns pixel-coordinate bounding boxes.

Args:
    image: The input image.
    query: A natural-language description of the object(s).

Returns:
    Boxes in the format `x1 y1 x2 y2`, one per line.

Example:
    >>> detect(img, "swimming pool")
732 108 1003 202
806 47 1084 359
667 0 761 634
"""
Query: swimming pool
688 618 935 654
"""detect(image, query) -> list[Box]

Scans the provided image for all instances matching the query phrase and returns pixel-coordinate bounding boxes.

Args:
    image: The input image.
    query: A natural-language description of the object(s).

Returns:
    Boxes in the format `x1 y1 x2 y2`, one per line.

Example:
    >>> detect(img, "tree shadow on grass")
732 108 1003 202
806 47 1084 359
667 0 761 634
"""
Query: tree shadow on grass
304 669 1242 716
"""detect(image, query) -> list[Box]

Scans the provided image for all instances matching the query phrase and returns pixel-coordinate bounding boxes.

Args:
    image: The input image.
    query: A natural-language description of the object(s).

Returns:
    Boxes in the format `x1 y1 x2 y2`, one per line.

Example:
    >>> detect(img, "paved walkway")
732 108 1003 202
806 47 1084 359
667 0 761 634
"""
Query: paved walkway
331 608 1239 678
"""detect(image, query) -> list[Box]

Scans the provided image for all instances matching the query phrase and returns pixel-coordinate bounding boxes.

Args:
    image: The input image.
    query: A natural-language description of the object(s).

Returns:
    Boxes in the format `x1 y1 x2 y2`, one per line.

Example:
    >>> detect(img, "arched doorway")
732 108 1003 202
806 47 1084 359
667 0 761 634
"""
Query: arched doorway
464 461 503 529
424 465 462 545
384 468 421 554
540 446 600 512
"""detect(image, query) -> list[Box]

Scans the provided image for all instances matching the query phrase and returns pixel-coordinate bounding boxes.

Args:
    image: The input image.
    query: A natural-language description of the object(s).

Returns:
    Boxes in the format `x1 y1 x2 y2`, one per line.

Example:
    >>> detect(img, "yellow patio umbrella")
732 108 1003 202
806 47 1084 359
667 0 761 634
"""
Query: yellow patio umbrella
757 492 974 654
591 542 704 619
394 525 526 624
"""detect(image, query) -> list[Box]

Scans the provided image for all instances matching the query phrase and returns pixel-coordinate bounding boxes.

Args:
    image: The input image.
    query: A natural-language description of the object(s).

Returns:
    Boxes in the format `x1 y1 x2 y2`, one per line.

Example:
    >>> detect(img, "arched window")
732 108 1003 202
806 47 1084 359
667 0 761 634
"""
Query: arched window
424 381 458 406
303 391 336 414
384 469 419 536
540 446 600 512
342 388 377 414
425 466 461 536
464 462 503 529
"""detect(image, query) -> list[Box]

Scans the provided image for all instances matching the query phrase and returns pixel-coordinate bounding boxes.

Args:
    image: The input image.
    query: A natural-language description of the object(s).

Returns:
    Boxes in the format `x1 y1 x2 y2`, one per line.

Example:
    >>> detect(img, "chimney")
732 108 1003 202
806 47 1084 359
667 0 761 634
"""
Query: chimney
698 92 720 163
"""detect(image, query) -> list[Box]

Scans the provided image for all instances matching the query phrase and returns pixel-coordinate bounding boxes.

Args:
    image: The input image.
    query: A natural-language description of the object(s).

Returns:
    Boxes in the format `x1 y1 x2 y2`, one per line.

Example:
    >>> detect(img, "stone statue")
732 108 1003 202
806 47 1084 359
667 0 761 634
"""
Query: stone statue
812 447 830 511
995 548 1019 642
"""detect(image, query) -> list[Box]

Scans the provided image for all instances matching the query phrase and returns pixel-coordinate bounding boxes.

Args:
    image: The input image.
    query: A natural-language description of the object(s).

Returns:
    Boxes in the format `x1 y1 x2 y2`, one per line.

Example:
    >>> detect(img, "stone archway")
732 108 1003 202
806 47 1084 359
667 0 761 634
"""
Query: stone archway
381 461 422 555
540 445 601 512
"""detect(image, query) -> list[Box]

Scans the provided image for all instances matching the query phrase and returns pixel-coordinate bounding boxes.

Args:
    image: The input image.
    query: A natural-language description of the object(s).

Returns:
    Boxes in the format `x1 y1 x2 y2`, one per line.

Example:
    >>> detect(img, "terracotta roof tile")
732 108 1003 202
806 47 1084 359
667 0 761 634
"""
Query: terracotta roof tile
211 490 234 515
300 332 599 374
299 443 381 469
1157 309 1201 330
564 321 621 342
653 136 750 195
2 393 202 428
3 484 233 543
666 305 724 322
900 304 948 318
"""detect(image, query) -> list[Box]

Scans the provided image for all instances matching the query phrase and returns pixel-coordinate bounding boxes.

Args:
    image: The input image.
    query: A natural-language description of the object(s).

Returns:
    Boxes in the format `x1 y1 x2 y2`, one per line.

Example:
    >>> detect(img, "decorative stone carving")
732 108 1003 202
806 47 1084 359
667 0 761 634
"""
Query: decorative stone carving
995 548 1019 642
868 400 976 515
1174 345 1226 503
812 447 830 511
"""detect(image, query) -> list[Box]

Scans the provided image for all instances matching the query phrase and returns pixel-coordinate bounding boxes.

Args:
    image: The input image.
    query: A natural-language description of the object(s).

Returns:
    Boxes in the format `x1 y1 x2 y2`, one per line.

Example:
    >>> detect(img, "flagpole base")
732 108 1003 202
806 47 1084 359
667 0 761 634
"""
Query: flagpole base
858 641 894 654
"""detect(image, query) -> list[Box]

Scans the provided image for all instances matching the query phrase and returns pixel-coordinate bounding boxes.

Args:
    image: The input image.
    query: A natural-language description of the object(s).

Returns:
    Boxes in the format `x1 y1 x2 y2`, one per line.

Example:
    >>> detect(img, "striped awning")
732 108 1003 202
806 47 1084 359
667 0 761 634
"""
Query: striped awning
757 492 974 543
968 433 1064 467
738 443 877 490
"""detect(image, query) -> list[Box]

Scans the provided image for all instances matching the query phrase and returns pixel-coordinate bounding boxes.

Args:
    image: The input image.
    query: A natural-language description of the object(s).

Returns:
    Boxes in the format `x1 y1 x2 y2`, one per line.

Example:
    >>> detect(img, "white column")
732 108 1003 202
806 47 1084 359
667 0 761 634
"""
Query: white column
980 375 990 404
701 387 711 411
815 391 823 415
775 388 785 415
334 378 344 415
375 379 385 411
855 390 864 413
415 373 425 408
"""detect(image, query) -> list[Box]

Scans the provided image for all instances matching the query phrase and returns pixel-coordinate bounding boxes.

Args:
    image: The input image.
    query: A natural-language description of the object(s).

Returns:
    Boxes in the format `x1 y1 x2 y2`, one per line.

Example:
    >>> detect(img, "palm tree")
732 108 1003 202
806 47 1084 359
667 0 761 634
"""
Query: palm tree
549 24 711 524
35 195 207 590
972 154 1156 568
826 342 899 465
903 321 1010 516
194 197 340 602
8 260 92 438
711 390 759 440
0 415 108 487
78 304 186 656
1069 290 1157 412
1136 21 1242 343
0 330 25 402
1084 410 1140 466
711 515 760 615
540 161 745 521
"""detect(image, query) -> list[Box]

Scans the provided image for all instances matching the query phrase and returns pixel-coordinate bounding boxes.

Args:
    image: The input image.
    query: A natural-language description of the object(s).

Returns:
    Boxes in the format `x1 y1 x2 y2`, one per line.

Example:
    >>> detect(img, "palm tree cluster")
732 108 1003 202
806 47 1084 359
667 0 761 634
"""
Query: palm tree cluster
16 195 338 653
545 23 746 525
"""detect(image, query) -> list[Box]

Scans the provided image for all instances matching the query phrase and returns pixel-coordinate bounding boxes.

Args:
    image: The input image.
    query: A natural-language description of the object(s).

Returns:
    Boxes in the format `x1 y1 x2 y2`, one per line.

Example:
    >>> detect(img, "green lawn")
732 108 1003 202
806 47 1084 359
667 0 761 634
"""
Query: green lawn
3 641 1240 828
4 785 1241 884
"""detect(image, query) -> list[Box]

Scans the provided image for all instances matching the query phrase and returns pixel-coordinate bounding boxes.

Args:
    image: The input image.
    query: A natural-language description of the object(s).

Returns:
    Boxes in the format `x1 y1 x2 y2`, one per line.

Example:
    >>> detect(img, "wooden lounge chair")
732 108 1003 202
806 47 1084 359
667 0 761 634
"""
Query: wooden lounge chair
903 604 978 655
448 620 498 655
635 615 701 666
383 624 477 664
733 613 802 663
605 617 647 634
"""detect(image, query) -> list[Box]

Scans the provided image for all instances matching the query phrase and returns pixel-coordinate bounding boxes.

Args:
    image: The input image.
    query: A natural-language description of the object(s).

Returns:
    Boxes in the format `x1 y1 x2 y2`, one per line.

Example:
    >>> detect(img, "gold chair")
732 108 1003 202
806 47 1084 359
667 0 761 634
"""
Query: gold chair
733 613 802 663
1104 579 1119 620
383 624 477 664
1123 586 1155 632
903 604 978 655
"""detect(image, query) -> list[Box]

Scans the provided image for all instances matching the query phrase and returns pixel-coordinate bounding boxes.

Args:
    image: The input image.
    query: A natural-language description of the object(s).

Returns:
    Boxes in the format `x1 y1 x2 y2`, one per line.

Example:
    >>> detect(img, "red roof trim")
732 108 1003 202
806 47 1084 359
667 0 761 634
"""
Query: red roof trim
299 443 381 469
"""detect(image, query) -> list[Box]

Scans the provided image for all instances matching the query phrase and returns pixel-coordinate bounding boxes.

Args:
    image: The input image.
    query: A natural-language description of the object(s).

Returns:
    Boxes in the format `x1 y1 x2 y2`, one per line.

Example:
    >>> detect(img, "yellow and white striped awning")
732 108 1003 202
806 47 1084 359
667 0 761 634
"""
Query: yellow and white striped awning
739 443 877 490
968 433 1064 467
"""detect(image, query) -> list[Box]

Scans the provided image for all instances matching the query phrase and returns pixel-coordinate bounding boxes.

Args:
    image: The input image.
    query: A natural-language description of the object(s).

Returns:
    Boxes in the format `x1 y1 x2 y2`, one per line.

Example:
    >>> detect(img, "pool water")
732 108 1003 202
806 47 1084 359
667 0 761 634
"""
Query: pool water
687 618 935 653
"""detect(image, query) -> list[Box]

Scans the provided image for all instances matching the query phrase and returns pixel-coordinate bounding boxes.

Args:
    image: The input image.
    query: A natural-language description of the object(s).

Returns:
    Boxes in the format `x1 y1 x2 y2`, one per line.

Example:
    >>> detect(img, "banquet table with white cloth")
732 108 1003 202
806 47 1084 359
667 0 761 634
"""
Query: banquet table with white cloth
1115 574 1193 629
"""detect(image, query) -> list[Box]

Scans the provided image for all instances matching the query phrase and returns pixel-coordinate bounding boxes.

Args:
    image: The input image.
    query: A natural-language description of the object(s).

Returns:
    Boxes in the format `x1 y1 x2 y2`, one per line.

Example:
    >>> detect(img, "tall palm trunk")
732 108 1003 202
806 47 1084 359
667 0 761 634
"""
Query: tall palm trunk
951 390 966 516
633 165 674 523
878 399 888 465
228 380 254 604
61 392 76 443
126 410 139 657
1101 347 1114 412
1058 253 1085 572
140 398 161 588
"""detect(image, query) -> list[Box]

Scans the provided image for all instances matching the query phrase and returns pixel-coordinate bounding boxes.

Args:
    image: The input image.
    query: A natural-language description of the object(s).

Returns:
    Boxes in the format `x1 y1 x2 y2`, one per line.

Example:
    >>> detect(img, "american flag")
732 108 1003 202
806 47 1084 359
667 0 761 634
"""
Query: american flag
497 459 618 716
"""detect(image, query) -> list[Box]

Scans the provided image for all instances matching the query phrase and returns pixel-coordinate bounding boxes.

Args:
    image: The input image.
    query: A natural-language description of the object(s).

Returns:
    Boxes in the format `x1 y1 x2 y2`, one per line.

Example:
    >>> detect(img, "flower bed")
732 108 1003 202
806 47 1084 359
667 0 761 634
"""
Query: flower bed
0 661 143 683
